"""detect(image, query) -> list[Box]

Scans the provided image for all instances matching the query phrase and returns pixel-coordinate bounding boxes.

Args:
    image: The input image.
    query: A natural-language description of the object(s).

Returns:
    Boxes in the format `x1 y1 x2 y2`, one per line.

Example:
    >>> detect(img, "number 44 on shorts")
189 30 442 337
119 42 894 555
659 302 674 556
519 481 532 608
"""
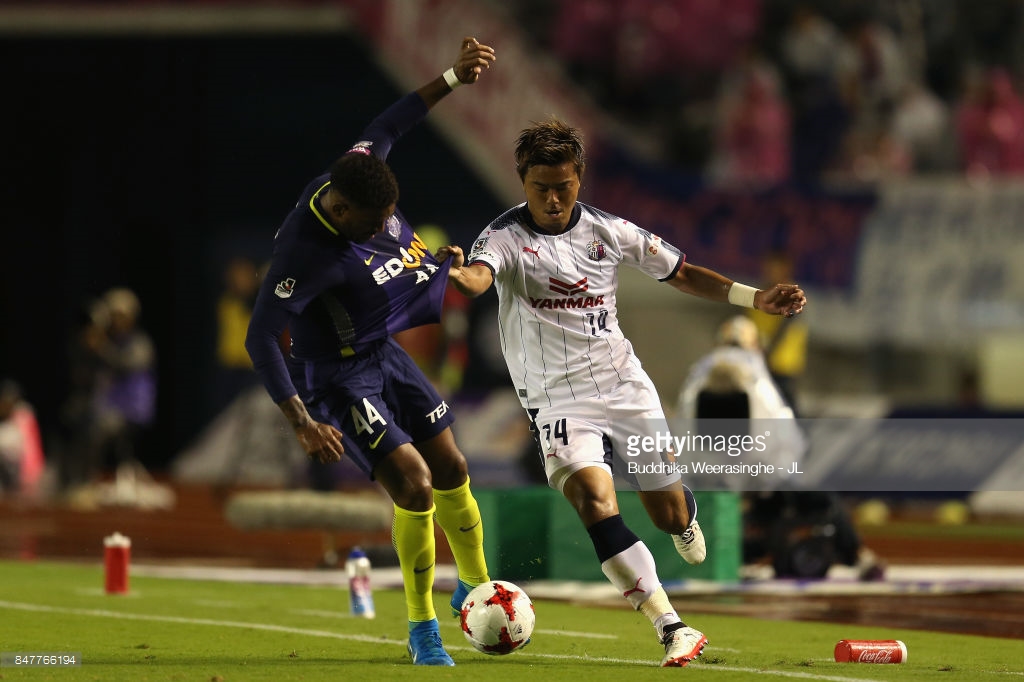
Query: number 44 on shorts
350 398 387 435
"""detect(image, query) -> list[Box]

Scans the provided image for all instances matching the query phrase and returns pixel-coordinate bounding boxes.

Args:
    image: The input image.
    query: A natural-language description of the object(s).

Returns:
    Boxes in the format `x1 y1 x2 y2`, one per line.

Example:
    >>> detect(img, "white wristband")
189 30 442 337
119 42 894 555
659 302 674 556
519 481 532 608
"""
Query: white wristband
727 282 758 309
443 67 463 89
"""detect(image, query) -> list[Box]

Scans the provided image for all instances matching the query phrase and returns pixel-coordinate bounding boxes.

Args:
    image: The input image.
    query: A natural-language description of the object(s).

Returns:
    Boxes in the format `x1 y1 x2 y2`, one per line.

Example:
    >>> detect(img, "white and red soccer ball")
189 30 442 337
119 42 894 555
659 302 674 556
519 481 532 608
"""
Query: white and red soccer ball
459 580 535 655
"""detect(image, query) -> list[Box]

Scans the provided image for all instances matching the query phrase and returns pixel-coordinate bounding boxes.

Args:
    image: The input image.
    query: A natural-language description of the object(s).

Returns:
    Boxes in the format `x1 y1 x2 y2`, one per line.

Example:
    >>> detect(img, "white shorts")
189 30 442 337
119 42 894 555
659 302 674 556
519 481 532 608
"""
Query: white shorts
528 375 684 493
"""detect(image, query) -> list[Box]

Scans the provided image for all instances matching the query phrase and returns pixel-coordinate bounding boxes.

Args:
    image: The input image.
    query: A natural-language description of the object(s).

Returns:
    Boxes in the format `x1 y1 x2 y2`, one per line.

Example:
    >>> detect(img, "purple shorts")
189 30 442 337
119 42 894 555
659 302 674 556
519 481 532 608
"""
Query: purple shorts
295 338 454 477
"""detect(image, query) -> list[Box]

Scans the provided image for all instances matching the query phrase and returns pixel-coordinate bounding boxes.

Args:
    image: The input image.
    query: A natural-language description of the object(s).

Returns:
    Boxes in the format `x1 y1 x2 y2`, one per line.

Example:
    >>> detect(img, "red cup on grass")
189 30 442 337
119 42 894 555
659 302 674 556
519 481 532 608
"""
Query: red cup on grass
104 532 131 594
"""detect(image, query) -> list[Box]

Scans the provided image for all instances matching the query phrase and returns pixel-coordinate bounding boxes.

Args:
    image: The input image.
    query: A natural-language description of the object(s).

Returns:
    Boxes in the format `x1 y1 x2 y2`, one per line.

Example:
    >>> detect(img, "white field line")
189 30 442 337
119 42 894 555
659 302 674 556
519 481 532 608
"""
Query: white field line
290 608 360 619
434 615 617 640
191 599 242 608
296 608 744 648
291 608 614 639
982 673 1024 676
1 600 406 646
0 600 883 680
687 667 885 681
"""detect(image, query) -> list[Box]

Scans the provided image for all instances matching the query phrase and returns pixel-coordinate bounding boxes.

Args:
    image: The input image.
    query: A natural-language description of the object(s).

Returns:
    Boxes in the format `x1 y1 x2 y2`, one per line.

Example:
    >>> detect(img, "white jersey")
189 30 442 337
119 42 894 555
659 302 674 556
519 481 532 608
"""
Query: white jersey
468 202 683 409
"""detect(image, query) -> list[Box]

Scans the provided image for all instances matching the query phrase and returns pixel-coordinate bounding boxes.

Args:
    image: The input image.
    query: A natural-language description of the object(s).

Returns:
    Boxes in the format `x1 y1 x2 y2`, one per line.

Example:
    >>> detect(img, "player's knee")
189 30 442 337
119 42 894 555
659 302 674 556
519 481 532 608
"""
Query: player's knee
431 453 468 490
393 474 434 511
572 496 618 526
419 437 468 489
378 458 435 511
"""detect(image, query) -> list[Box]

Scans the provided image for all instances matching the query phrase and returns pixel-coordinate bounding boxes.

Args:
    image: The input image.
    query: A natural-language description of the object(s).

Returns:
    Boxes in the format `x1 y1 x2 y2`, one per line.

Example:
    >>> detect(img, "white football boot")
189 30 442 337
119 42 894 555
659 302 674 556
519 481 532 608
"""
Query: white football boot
661 626 708 667
673 486 706 565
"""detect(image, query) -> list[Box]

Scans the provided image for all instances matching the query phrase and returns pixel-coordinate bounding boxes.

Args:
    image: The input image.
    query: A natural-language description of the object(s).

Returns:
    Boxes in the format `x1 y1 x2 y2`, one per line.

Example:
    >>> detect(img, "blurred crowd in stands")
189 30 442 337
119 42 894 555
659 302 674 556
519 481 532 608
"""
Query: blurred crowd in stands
511 0 1024 183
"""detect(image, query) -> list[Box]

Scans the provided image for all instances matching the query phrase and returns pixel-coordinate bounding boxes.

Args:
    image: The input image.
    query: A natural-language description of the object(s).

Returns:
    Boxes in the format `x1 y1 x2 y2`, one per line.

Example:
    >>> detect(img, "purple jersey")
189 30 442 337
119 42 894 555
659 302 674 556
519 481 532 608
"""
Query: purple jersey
246 92 451 404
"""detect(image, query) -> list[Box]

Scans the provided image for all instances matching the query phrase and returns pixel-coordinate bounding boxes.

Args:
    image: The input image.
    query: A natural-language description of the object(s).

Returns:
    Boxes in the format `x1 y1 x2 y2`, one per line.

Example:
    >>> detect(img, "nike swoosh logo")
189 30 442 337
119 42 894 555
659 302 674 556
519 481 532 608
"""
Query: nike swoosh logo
363 254 375 265
458 519 481 533
368 430 387 450
413 562 434 574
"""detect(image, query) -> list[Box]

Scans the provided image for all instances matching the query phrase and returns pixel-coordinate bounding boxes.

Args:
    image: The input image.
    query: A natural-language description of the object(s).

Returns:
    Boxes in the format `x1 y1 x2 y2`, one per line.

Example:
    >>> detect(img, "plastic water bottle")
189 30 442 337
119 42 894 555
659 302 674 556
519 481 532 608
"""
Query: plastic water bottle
345 547 375 618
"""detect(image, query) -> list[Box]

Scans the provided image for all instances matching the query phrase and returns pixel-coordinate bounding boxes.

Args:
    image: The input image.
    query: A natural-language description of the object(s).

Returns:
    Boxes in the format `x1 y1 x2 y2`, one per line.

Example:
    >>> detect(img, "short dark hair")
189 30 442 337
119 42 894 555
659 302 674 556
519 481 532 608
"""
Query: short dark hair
329 152 399 209
515 118 586 180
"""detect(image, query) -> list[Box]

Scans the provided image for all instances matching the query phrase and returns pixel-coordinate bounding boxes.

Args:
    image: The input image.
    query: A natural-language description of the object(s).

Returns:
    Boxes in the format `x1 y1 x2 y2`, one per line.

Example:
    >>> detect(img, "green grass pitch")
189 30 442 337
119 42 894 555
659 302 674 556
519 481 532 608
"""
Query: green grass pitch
1 560 1022 681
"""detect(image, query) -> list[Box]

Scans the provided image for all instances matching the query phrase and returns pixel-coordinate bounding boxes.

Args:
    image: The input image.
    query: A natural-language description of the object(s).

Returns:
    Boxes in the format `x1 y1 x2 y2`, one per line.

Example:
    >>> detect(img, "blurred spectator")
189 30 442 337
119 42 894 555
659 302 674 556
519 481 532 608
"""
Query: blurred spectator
955 66 1024 177
890 80 955 173
777 4 851 180
835 12 910 136
0 379 46 499
63 287 157 490
835 125 913 182
779 3 842 85
58 299 111 490
213 255 260 415
709 54 791 185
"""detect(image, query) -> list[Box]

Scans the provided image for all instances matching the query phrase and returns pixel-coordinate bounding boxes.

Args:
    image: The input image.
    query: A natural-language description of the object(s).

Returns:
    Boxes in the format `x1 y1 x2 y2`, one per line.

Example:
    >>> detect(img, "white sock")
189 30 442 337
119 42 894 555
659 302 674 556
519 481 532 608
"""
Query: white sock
599 540 663 610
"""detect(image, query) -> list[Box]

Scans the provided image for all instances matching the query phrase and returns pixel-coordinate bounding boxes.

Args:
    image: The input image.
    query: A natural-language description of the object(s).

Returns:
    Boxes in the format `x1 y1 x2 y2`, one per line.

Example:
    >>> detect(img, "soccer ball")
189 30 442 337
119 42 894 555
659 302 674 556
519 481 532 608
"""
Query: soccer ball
459 580 535 655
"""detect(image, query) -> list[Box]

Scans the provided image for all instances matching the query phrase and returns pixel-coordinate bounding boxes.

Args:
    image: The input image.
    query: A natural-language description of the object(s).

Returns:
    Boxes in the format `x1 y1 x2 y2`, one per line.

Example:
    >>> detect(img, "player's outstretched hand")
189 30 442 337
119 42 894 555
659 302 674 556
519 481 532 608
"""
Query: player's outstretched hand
452 37 496 85
295 420 345 464
756 283 806 318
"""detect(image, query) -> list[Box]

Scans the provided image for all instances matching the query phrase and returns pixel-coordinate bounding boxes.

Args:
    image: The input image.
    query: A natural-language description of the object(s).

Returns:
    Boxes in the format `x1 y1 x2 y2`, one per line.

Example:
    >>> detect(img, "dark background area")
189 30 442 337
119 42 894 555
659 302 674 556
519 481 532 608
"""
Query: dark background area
0 32 503 470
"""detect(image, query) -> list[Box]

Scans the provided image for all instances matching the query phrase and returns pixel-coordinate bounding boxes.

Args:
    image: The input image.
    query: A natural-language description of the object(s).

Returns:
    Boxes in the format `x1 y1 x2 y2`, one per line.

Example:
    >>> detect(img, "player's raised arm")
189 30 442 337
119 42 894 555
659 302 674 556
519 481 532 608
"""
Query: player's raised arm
346 37 494 162
416 37 496 109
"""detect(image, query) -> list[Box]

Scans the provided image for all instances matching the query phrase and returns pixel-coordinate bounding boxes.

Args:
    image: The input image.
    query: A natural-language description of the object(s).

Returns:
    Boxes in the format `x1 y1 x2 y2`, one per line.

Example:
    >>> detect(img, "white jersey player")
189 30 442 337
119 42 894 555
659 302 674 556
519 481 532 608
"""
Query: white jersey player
466 201 679 410
437 118 805 667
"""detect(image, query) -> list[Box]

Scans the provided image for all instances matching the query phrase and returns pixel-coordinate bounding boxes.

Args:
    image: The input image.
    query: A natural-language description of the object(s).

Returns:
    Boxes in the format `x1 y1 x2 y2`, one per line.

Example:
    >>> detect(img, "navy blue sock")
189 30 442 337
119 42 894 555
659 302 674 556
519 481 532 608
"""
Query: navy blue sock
586 514 641 563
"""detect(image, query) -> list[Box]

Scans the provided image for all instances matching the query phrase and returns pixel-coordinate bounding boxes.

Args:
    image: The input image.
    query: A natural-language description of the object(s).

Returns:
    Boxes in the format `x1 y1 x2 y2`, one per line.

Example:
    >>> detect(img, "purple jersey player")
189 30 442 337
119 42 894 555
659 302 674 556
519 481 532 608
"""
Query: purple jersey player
245 37 496 667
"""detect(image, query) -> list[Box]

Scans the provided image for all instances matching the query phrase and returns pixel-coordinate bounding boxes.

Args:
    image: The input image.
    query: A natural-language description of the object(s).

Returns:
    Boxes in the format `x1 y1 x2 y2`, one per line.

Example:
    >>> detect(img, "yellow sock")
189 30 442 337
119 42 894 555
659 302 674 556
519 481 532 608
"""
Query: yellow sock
433 477 489 585
393 504 436 622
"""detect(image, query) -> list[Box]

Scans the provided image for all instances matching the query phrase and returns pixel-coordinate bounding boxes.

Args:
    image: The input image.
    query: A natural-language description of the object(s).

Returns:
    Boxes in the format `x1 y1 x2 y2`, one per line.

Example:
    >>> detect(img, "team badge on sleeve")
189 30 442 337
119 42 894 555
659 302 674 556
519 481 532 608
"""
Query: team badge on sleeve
469 236 490 259
386 215 401 239
587 240 606 261
648 234 662 255
274 278 296 299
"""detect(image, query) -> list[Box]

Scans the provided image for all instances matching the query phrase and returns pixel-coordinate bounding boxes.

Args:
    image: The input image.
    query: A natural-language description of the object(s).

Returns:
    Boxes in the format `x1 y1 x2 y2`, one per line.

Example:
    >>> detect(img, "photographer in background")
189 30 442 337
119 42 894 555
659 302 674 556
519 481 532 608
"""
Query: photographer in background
678 315 882 580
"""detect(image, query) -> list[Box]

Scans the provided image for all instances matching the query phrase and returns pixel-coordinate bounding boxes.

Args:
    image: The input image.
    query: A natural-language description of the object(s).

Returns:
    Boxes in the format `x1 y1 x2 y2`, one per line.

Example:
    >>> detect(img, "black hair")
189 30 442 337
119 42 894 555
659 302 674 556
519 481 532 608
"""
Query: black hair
328 153 399 209
515 118 586 181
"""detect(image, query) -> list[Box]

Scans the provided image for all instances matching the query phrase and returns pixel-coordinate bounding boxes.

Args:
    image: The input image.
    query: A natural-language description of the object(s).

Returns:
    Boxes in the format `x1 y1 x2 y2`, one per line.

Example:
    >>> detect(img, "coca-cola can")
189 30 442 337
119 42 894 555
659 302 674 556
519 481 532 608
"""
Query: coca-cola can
834 640 907 663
